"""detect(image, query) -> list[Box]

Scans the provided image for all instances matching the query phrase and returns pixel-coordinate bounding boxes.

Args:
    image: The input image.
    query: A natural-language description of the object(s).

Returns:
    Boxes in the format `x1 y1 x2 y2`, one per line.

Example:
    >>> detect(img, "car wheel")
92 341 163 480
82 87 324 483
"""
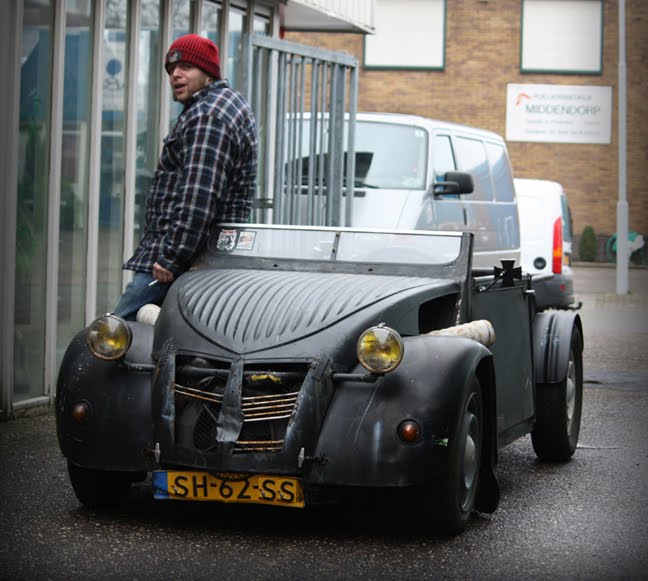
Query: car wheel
424 376 483 535
532 327 583 461
67 462 134 509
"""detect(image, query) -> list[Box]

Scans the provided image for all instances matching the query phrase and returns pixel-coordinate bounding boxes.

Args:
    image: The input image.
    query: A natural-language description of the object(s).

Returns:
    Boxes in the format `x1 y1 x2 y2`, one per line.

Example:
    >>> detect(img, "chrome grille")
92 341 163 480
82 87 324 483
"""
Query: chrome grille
174 357 306 454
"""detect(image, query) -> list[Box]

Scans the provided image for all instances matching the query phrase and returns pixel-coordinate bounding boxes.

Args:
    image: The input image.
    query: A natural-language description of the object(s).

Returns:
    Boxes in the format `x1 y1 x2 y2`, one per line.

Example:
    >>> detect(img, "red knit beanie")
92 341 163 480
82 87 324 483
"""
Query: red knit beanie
165 34 221 80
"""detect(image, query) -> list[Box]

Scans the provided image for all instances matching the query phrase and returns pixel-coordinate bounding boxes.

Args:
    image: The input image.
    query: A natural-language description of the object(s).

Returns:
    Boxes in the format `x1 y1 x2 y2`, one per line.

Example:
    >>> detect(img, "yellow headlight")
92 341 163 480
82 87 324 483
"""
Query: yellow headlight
86 315 132 361
357 324 404 374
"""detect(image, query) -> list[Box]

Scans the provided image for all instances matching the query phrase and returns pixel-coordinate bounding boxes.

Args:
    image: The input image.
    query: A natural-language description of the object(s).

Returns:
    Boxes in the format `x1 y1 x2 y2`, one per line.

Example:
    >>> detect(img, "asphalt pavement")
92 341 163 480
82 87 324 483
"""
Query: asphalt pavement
0 264 646 580
573 263 648 389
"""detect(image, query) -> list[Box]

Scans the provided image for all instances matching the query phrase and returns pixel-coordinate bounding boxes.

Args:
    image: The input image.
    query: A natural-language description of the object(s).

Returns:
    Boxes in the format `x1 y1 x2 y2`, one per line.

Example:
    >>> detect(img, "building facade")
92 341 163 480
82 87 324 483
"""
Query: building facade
288 0 648 258
0 0 374 419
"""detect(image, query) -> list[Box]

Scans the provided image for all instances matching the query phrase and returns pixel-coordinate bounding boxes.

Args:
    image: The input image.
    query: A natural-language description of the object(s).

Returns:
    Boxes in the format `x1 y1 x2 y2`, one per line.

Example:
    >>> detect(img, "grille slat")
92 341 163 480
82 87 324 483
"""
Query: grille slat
242 399 298 412
244 413 293 422
242 390 300 401
175 385 222 403
244 408 295 417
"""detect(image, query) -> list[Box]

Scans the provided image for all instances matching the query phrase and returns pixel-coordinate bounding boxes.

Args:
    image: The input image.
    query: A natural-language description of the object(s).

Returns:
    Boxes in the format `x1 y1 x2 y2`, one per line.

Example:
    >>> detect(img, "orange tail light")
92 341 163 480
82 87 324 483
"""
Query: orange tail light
552 217 563 274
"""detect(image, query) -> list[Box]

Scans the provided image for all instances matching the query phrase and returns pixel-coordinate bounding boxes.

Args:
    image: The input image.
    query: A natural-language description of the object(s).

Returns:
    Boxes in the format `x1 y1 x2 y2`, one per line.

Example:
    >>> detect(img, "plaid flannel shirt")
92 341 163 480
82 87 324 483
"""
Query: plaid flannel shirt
124 79 258 276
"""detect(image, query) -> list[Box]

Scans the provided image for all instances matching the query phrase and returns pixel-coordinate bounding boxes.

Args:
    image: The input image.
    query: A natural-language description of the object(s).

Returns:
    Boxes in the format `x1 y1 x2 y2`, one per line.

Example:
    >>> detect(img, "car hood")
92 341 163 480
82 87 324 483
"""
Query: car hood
154 268 457 356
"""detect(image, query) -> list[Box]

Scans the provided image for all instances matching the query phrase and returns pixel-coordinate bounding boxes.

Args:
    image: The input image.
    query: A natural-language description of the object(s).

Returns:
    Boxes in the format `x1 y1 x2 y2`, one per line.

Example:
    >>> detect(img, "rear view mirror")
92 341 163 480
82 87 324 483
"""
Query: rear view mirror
432 171 474 196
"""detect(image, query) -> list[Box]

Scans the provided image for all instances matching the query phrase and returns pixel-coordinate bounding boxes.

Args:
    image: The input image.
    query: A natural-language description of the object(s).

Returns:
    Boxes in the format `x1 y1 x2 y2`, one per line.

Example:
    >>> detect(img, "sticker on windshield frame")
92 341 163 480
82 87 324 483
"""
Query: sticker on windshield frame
216 229 238 252
236 231 256 251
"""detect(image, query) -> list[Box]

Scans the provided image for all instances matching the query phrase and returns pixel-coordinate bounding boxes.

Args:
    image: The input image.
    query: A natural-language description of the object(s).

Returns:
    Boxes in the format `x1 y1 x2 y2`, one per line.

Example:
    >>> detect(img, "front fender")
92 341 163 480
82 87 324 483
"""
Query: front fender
309 335 492 487
533 311 583 384
55 323 157 472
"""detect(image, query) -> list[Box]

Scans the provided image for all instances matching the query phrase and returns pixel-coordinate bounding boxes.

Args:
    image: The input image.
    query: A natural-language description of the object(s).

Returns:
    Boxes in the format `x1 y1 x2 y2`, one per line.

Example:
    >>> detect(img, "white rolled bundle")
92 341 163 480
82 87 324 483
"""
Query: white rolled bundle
427 319 495 347
137 303 161 326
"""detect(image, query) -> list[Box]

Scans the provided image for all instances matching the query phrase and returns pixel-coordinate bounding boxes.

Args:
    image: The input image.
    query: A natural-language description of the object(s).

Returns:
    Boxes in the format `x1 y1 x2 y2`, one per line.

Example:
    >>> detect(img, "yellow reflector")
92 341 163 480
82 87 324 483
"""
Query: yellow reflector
86 315 132 361
357 325 404 374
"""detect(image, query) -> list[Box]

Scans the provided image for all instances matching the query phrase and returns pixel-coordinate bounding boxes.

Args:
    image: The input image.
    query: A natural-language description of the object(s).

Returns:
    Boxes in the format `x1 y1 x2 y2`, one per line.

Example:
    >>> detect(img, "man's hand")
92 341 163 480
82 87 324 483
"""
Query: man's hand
152 262 175 284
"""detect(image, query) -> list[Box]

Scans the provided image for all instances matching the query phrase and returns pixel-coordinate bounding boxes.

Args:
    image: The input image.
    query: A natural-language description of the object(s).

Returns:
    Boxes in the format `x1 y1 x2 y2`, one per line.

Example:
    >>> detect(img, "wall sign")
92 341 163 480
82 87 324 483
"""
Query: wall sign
506 84 612 144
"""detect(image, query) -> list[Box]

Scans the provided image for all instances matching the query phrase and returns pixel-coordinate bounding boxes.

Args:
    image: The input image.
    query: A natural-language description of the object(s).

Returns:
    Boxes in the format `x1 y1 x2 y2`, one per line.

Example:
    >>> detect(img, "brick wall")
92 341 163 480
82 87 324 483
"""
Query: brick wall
287 0 648 259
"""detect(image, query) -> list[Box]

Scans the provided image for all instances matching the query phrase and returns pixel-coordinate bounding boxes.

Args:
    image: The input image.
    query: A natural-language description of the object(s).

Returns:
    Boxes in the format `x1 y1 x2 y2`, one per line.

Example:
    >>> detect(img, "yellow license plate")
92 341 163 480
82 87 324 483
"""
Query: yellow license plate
153 471 304 508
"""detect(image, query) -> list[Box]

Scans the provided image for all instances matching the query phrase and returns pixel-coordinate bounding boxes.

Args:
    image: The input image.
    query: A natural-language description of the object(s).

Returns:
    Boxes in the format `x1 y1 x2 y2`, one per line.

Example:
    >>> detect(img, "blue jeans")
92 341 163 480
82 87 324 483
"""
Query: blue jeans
113 272 171 321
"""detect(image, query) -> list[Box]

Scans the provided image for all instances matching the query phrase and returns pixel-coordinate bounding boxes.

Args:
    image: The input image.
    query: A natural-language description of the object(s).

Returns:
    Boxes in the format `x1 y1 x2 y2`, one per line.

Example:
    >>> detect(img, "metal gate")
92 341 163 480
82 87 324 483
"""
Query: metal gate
240 34 358 227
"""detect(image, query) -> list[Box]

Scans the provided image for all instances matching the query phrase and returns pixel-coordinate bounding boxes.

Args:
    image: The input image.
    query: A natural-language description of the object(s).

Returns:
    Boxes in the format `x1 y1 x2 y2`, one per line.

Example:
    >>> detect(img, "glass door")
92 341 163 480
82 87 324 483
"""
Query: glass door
15 0 54 402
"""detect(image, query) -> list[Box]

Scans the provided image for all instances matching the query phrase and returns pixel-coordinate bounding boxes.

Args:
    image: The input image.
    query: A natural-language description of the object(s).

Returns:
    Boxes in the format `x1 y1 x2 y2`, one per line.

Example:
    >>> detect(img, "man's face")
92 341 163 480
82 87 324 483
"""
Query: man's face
168 62 212 104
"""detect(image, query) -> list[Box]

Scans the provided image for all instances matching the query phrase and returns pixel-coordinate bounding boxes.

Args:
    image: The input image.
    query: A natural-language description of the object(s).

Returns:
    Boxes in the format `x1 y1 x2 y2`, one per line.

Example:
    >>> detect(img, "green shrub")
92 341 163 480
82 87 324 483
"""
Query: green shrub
579 225 598 262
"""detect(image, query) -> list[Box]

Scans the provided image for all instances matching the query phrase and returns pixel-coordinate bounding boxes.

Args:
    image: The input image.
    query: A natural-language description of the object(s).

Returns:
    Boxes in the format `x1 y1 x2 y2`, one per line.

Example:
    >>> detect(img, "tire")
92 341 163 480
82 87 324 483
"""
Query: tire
67 462 134 509
532 327 583 461
423 376 483 535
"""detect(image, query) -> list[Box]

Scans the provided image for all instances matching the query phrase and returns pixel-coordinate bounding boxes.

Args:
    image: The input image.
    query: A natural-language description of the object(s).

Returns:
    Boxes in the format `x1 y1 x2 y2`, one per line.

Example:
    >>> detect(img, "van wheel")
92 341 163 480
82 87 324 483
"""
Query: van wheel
532 328 583 461
67 462 134 509
422 376 482 535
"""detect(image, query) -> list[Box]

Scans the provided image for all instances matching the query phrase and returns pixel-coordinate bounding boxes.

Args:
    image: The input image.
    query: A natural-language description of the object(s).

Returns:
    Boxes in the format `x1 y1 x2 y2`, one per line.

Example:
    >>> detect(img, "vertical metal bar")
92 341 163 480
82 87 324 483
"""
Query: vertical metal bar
240 32 252 108
251 44 263 221
273 50 286 223
335 65 347 227
283 55 293 224
191 0 202 33
252 45 263 127
316 62 328 226
86 0 106 321
345 65 358 226
616 0 629 294
307 59 320 224
44 0 67 400
123 0 141 279
264 45 276 223
158 0 172 157
0 0 22 417
295 55 306 224
326 64 340 226
219 0 230 81
270 1 280 36
245 0 256 34
286 55 299 223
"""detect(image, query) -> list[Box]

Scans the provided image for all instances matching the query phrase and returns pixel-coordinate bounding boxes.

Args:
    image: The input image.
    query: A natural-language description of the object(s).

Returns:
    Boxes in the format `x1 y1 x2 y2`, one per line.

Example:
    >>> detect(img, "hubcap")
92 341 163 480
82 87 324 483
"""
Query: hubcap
565 357 577 436
463 425 477 489
459 394 480 512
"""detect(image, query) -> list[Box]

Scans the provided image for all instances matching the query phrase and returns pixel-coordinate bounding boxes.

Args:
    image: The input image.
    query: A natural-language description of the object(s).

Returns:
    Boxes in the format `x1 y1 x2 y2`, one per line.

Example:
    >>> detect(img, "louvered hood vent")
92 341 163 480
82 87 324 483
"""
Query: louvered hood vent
175 269 438 353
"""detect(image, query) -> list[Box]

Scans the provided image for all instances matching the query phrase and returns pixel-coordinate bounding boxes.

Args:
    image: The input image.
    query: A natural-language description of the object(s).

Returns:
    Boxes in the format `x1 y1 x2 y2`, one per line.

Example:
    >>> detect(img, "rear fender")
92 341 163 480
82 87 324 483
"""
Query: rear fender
310 335 494 487
533 311 583 384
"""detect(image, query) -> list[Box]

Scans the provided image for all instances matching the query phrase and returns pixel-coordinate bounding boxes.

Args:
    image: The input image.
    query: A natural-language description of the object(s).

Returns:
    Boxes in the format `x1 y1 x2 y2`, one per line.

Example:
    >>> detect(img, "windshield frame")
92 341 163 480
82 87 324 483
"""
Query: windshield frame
199 224 473 282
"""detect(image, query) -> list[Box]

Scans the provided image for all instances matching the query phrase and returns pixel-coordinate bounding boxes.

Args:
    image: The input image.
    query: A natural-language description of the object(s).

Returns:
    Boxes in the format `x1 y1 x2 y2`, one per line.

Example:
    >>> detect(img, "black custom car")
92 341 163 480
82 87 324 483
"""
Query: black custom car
56 224 583 534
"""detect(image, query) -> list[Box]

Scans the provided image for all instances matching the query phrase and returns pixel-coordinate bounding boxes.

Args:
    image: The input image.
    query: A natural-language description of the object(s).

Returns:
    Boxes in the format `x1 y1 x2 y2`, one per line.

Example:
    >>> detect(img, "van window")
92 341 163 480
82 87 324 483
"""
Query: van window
561 195 573 242
454 136 494 201
296 121 428 190
485 142 515 202
431 135 459 198
354 122 428 189
432 135 457 179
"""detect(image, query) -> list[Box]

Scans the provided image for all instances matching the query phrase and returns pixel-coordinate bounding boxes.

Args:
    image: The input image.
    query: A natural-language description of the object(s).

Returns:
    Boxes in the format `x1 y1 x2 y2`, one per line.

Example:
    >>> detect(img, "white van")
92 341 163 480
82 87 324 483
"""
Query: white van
296 113 520 269
348 113 520 269
514 178 577 310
